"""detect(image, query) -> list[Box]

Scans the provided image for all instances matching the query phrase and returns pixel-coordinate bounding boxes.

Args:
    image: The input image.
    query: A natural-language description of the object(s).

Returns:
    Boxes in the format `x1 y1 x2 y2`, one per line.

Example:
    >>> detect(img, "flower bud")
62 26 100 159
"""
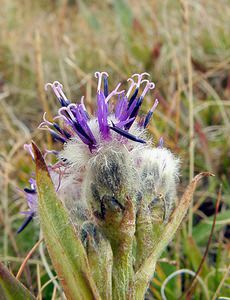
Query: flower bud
137 147 180 222
134 147 179 269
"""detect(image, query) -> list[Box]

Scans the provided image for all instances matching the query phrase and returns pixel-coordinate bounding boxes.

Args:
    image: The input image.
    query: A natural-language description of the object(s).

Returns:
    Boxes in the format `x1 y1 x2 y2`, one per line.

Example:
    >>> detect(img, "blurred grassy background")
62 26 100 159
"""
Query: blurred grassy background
0 0 229 299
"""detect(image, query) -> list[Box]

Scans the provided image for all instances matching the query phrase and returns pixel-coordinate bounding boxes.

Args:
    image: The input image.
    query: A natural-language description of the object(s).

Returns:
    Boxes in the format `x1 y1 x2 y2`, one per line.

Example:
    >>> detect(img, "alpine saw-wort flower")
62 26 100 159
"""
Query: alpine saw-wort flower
18 72 178 232
17 71 206 300
12 71 212 300
18 71 179 235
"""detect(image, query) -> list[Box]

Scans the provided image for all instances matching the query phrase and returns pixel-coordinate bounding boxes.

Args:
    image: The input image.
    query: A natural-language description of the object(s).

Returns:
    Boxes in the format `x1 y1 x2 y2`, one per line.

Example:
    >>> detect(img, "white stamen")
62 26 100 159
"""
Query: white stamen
80 96 86 111
94 71 109 92
53 81 68 101
126 78 137 98
38 112 53 128
58 107 70 122
132 72 150 87
53 81 63 89
140 80 155 98
45 82 55 91
150 98 159 113
24 143 34 160
45 82 61 99
66 104 77 121
105 83 125 103
38 124 50 131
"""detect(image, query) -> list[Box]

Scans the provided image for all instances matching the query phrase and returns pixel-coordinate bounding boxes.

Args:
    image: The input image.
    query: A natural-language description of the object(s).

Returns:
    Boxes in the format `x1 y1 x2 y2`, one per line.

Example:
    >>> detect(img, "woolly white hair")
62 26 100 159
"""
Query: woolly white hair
53 113 179 223
58 116 150 172
136 147 180 186
135 147 180 220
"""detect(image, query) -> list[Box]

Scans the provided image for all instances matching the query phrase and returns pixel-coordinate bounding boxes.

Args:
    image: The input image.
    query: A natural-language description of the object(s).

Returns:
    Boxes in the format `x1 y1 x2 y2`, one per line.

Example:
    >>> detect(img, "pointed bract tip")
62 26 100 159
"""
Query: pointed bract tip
31 141 48 173
192 172 215 182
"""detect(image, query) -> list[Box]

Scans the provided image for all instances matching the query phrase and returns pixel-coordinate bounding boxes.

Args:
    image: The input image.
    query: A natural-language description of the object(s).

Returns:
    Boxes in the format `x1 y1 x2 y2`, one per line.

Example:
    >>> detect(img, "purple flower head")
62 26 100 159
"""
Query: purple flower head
41 72 158 149
18 72 160 232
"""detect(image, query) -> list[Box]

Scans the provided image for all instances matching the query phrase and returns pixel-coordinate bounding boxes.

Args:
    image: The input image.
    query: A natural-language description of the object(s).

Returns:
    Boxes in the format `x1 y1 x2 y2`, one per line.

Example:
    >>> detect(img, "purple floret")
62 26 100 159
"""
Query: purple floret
42 72 158 149
97 92 110 140
17 178 37 233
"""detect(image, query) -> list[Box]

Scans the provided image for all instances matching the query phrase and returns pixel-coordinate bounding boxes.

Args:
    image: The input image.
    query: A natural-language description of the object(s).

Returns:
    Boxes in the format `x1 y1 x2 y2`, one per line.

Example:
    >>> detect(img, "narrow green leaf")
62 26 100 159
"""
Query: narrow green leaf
32 142 101 300
183 236 209 277
0 262 35 300
193 210 229 245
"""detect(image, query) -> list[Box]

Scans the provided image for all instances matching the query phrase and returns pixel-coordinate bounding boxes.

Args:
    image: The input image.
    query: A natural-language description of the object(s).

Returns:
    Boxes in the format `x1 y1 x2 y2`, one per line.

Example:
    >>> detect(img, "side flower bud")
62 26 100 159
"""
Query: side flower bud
138 147 180 222
134 147 180 270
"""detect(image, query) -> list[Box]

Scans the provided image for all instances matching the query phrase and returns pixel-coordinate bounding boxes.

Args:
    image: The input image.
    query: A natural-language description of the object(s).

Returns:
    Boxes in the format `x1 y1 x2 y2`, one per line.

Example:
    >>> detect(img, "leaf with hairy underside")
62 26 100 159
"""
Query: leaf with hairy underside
32 142 101 300
0 262 35 300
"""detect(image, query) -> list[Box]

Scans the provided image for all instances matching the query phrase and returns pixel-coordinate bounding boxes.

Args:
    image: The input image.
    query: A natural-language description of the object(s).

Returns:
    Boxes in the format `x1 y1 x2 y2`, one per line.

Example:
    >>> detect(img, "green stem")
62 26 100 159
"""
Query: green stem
132 264 156 300
100 198 135 300
112 242 134 300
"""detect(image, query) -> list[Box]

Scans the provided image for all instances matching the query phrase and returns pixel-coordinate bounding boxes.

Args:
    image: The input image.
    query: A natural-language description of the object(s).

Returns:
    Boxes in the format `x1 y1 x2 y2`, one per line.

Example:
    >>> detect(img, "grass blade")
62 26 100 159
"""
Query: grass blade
0 262 35 300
